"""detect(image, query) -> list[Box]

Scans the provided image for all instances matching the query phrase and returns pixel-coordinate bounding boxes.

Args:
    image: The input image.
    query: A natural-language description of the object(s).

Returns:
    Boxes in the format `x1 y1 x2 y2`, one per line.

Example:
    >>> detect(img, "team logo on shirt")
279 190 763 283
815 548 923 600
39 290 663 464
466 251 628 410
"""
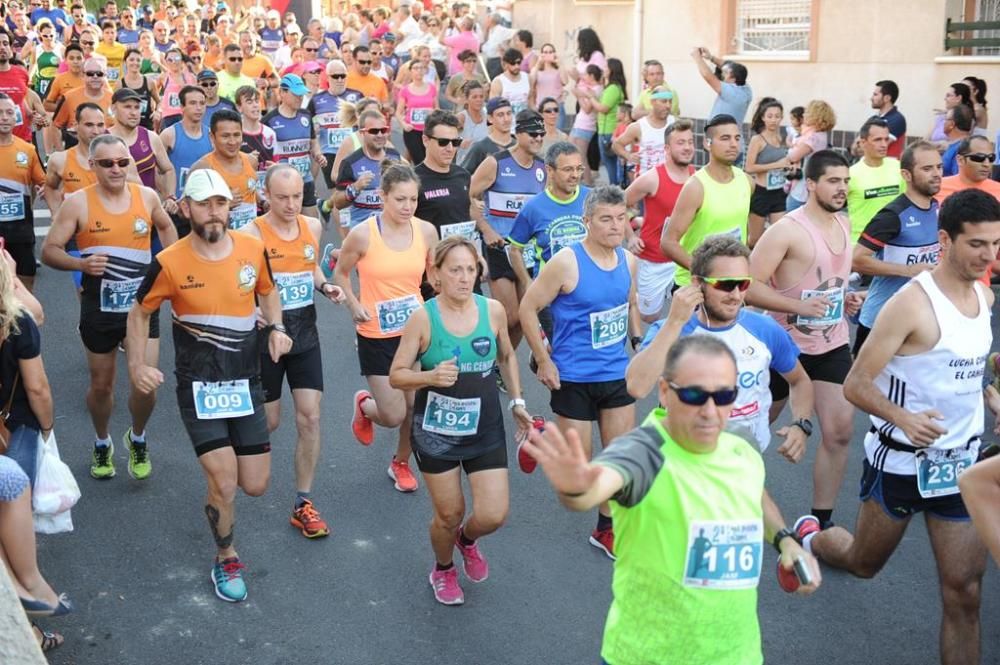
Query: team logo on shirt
14 151 27 167
237 260 258 293
133 217 149 236
471 336 492 357
248 177 257 192
300 117 309 128
304 244 315 261
535 167 545 183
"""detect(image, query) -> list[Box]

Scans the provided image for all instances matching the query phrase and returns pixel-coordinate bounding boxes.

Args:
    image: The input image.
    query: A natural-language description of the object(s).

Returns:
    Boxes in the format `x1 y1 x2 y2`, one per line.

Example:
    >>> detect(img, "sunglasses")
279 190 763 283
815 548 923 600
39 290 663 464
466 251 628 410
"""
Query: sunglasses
508 60 522 66
228 56 243 62
94 158 131 168
200 80 217 87
962 152 996 163
328 73 346 79
541 107 558 114
356 59 371 65
85 70 105 77
427 136 462 147
363 127 390 135
81 40 95 46
669 383 739 407
526 131 545 139
305 47 318 52
698 276 752 292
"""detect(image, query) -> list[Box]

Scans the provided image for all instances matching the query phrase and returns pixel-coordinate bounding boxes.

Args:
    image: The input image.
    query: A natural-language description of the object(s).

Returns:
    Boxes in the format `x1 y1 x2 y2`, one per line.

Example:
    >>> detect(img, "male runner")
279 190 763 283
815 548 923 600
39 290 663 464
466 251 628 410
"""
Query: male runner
345 45 387 103
0 94 45 291
460 97 514 175
846 117 905 243
240 164 345 538
109 87 175 205
189 109 258 230
488 48 529 116
852 141 941 353
328 108 401 230
235 84 275 200
197 69 236 125
628 236 814 462
263 74 324 218
95 21 125 83
469 109 546 353
217 43 254 102
868 80 906 158
800 189 1000 665
631 59 680 119
42 134 177 480
624 118 695 322
52 56 115 144
661 114 752 289
128 168 293 602
160 84 211 236
612 86 675 177
520 185 641 559
936 135 1000 202
749 150 863 529
309 59 362 192
522 334 820 665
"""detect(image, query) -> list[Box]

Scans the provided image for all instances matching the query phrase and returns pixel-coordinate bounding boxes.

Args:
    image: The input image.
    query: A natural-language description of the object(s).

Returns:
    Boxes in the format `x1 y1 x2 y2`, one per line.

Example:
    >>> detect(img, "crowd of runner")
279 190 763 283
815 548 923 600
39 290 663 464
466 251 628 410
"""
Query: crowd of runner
0 0 999 662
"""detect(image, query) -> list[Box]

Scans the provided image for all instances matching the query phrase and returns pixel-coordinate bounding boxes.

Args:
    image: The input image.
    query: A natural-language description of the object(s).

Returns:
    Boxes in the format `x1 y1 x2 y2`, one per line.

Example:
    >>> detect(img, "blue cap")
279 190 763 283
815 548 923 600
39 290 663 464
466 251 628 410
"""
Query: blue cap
279 74 308 96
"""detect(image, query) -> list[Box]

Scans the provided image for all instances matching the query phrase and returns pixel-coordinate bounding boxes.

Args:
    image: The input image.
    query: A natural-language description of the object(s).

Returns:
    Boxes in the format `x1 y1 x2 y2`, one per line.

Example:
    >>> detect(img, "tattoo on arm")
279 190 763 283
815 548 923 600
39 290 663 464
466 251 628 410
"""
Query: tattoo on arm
204 504 234 549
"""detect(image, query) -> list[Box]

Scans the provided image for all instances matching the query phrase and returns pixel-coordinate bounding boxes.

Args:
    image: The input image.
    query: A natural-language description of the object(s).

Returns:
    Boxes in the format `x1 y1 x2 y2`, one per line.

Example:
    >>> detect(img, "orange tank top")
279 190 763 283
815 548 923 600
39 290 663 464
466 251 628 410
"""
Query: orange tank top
357 215 426 339
204 152 259 230
61 146 98 195
253 214 318 311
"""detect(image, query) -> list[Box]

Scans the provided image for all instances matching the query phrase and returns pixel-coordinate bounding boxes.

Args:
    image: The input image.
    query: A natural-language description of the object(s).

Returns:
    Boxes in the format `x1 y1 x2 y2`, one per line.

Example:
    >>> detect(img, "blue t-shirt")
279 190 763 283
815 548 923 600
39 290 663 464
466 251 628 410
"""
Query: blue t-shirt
942 140 961 177
308 89 363 154
117 28 140 45
508 185 589 265
880 106 907 141
30 7 66 27
336 146 403 227
258 27 283 55
710 81 753 123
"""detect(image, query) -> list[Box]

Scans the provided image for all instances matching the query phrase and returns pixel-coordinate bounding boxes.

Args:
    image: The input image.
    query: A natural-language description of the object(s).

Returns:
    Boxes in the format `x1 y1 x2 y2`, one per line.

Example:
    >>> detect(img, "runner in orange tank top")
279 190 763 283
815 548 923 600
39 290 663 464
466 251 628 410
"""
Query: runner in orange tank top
192 109 261 230
41 134 177 483
334 161 439 493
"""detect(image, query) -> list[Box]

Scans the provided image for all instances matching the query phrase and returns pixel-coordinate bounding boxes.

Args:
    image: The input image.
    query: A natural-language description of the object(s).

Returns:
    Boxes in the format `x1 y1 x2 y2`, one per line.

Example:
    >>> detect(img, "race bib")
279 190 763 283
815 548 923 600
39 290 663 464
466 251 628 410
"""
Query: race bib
683 520 763 590
275 271 313 310
192 379 254 420
13 106 22 127
589 303 628 349
324 126 351 151
440 221 479 242
795 287 844 326
915 446 977 498
0 192 25 222
288 155 311 179
766 168 786 191
256 170 268 194
339 208 351 228
107 68 120 82
139 98 149 115
168 92 179 107
409 107 430 126
376 294 420 334
228 203 257 230
505 242 535 271
422 391 481 436
99 277 142 313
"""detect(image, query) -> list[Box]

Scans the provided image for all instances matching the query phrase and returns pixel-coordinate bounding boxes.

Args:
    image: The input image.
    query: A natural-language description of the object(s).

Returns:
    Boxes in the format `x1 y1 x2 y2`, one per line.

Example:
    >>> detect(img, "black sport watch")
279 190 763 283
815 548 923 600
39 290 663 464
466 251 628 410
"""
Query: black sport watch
790 418 813 437
772 527 797 553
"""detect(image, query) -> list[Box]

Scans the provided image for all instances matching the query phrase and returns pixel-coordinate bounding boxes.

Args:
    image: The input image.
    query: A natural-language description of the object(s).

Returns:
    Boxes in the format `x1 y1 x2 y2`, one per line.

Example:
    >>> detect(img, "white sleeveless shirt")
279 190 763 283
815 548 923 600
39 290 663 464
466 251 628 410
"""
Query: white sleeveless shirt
498 72 530 116
637 114 673 174
865 271 990 475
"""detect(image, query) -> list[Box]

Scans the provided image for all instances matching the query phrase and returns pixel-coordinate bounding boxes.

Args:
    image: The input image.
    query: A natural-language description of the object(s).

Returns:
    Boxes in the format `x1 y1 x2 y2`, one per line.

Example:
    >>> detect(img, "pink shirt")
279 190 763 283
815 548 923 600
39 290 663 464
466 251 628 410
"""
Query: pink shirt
399 83 437 130
534 68 563 106
443 31 480 76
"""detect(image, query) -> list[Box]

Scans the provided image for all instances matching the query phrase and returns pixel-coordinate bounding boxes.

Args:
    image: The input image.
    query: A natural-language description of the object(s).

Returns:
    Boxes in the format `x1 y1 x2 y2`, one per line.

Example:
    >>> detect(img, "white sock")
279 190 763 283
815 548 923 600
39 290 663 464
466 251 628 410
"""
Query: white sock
802 531 817 555
94 436 112 448
130 429 146 444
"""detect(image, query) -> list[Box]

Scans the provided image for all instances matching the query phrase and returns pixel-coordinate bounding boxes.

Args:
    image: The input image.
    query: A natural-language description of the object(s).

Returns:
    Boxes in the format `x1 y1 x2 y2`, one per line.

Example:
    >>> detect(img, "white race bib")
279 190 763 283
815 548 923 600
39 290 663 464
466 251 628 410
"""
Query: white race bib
915 446 977 498
589 303 628 349
440 221 479 243
228 202 257 230
422 391 481 436
682 520 763 590
275 271 313 310
99 276 142 313
376 294 420 334
192 380 254 420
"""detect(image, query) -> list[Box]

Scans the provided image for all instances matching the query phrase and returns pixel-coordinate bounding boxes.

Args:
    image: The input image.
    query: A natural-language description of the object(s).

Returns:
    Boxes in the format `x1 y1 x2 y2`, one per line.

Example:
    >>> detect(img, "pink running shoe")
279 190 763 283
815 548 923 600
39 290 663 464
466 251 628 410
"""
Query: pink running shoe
456 535 489 582
429 566 465 605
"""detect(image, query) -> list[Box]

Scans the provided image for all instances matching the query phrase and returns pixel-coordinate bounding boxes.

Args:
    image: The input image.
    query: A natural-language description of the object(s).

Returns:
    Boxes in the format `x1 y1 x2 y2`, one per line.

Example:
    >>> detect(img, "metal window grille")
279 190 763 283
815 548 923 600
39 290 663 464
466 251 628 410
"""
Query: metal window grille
733 0 811 55
975 0 1000 54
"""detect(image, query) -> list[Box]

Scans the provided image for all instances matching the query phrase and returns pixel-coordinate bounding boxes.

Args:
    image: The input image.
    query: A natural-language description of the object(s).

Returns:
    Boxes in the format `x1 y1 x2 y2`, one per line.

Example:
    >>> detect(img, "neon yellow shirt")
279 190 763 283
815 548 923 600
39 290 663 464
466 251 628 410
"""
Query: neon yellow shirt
847 158 906 244
675 167 751 286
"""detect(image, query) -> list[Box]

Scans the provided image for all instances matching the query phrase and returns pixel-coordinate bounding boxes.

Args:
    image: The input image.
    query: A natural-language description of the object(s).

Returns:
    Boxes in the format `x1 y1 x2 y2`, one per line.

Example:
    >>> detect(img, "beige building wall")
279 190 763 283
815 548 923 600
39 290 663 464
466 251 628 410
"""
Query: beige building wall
515 0 999 136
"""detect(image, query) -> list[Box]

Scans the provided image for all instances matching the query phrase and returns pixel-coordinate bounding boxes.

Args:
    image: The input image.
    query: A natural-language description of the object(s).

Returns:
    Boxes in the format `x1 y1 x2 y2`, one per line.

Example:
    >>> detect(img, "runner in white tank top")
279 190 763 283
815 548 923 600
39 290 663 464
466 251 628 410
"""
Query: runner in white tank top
636 114 673 174
611 87 675 175
490 50 531 118
799 188 1000 665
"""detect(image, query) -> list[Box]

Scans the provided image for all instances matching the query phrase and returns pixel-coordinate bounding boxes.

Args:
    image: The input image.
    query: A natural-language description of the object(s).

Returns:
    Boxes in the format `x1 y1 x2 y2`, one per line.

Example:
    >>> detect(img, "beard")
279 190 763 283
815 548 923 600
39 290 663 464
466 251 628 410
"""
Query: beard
817 196 845 213
192 219 225 243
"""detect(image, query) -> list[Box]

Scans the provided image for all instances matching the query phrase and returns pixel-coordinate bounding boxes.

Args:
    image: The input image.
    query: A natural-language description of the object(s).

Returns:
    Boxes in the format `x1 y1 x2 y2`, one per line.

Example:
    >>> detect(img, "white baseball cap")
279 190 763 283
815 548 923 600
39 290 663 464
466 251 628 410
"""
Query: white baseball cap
183 169 233 202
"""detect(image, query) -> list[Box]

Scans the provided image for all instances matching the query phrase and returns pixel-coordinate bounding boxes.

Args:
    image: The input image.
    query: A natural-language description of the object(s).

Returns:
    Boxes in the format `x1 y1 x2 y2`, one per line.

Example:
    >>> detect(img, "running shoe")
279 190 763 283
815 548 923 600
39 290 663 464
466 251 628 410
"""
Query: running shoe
351 389 374 446
320 242 337 281
124 428 151 480
428 566 464 605
388 457 418 492
455 535 489 582
211 557 248 602
90 442 115 480
589 527 616 561
290 499 330 538
793 515 821 541
516 438 537 474
318 199 333 228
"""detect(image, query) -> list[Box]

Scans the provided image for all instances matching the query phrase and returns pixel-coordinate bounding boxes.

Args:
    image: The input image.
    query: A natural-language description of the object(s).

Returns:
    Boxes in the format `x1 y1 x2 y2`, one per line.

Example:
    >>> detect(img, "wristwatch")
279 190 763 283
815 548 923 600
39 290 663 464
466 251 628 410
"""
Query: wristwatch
772 527 797 553
630 335 643 351
508 398 526 411
267 323 287 335
790 418 813 437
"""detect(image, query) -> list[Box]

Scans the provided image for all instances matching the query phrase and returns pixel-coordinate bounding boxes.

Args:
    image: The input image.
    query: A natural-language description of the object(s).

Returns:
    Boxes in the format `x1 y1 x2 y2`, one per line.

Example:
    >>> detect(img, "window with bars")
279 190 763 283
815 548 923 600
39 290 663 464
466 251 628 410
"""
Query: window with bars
732 0 812 56
974 0 1000 54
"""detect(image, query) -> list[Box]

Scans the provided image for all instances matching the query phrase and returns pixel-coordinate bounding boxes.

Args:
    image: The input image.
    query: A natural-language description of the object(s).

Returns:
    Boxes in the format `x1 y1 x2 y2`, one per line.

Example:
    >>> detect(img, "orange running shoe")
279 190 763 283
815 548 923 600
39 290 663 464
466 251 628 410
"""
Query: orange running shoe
290 499 330 538
388 457 418 493
352 390 374 445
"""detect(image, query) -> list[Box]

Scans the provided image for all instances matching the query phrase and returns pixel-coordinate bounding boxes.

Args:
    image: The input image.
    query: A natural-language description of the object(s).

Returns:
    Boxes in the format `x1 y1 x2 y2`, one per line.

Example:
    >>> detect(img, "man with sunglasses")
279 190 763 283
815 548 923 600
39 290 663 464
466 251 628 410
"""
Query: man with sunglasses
329 108 400 230
488 48 529 117
238 31 276 91
520 185 641 560
62 2 88 46
846 117 905 244
309 59 361 190
460 96 514 175
117 9 140 45
30 0 67 31
630 235 813 463
522 333 821 665
367 39 395 93
217 43 254 102
936 135 1000 203
263 74 324 218
197 69 236 125
53 56 115 144
345 44 388 103
42 133 176 482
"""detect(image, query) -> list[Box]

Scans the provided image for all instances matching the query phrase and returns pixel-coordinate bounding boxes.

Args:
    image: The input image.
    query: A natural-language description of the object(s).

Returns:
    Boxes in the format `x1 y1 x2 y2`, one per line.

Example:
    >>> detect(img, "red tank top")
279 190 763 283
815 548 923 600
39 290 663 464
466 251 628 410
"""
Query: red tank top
637 164 693 263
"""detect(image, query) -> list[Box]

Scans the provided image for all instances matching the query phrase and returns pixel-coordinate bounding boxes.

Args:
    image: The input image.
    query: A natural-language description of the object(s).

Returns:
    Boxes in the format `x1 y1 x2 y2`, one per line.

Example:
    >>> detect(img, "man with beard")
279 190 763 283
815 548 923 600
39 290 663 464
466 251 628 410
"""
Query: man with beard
42 134 176 481
853 142 942 353
127 168 293 602
748 150 864 531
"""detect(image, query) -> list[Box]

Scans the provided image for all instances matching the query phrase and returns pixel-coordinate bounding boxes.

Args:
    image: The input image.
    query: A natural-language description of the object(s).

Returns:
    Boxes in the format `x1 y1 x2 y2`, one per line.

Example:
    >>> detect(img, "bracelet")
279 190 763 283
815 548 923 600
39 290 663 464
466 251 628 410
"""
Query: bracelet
345 184 358 202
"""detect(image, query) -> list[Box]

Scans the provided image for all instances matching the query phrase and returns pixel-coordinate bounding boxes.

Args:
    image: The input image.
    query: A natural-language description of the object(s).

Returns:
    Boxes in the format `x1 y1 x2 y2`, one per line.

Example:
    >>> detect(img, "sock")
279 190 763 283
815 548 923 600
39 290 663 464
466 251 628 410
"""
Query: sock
812 508 833 529
129 429 146 444
294 491 311 509
597 513 613 532
457 527 475 547
802 531 817 556
435 561 454 571
94 436 111 448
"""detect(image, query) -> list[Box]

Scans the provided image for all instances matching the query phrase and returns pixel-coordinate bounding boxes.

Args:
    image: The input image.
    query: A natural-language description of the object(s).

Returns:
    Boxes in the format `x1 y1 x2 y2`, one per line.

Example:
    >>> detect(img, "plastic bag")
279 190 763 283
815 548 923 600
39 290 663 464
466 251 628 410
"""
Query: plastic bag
32 431 80 516
34 510 73 534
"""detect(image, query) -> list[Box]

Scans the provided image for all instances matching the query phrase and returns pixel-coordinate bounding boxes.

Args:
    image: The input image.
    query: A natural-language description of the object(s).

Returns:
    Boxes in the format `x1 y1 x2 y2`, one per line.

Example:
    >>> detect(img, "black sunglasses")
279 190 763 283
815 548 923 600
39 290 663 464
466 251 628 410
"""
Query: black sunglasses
526 131 545 139
962 152 996 163
669 383 739 407
427 136 462 147
305 47 318 52
200 80 217 87
357 59 371 64
541 107 558 114
85 70 105 77
228 56 243 62
94 157 131 168
328 73 346 79
363 127 389 135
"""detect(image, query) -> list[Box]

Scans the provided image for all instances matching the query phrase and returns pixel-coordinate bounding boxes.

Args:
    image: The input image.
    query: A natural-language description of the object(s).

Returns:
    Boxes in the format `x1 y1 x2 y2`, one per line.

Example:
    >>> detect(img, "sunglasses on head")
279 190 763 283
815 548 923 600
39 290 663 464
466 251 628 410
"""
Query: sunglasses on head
669 383 739 407
962 152 996 163
698 275 752 292
363 127 389 135
427 136 462 147
94 157 131 168
328 73 346 79
85 70 105 77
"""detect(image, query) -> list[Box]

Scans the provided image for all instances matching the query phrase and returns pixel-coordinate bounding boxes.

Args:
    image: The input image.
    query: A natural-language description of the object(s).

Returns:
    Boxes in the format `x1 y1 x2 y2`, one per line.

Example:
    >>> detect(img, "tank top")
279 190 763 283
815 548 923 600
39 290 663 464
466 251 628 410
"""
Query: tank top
485 149 546 237
457 109 487 165
160 71 195 119
400 84 437 131
204 152 258 230
60 145 98 194
371 62 390 82
755 135 789 191
866 271 990 476
128 126 156 189
121 74 153 129
498 72 529 115
550 243 631 382
638 164 691 263
253 214 319 352
34 49 60 98
675 166 751 286
766 206 851 355
637 116 669 175
263 108 315 184
533 68 562 107
356 215 427 340
310 89 362 155
170 122 213 199
412 294 504 459
77 183 153 321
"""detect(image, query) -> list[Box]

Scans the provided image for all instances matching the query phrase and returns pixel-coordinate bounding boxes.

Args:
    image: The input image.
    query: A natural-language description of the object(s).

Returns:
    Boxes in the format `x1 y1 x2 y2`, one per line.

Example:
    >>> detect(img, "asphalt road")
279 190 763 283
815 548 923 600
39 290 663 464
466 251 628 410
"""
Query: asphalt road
28 223 1000 665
